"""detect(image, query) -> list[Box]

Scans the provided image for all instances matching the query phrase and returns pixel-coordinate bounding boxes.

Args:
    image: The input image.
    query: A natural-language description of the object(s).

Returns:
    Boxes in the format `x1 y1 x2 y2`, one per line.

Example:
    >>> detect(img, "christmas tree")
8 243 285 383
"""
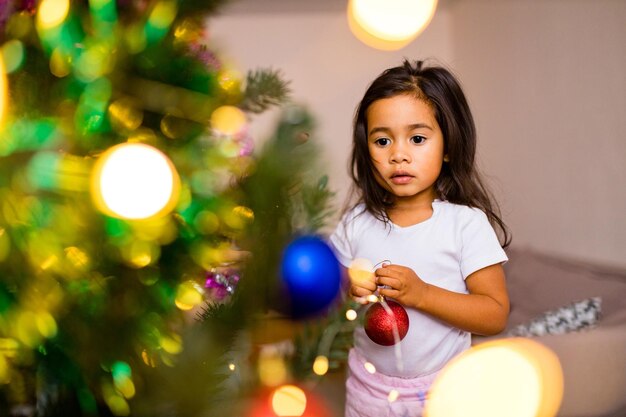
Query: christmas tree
0 1 355 415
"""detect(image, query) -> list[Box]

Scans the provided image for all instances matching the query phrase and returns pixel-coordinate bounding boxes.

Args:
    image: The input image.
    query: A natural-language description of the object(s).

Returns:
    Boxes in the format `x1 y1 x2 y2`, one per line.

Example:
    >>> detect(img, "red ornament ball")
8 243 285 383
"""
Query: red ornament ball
364 300 410 346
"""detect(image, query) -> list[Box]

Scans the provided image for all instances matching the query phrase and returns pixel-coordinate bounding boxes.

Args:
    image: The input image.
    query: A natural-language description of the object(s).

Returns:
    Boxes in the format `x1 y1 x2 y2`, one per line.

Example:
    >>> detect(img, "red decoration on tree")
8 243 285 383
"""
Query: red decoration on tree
364 299 410 346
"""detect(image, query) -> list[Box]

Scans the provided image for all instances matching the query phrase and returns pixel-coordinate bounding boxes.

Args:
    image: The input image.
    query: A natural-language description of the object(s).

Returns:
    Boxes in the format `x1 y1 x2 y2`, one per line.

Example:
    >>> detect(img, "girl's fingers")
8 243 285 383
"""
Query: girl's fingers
351 285 373 297
375 265 403 278
378 288 400 299
376 275 401 289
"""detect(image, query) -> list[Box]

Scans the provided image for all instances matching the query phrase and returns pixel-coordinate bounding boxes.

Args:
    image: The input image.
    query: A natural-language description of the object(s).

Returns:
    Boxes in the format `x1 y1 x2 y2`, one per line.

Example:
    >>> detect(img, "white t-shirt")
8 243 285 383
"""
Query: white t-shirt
329 200 508 378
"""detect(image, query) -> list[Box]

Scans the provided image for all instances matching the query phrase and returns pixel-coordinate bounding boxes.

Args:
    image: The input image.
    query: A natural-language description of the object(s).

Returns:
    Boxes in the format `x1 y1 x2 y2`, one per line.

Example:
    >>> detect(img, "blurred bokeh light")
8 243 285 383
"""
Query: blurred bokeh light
425 338 564 417
91 143 180 220
211 105 247 136
348 0 438 50
271 385 307 417
37 0 70 30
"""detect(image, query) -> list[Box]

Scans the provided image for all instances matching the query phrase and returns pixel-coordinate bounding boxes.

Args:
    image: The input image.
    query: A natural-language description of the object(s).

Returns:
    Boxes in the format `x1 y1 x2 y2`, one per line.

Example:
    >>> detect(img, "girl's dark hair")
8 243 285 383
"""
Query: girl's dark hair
349 59 511 247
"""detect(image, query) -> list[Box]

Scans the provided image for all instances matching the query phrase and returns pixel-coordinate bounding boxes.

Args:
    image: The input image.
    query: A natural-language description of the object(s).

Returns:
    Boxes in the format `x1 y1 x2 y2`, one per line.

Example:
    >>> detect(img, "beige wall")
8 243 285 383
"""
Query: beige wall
449 0 626 268
209 0 626 268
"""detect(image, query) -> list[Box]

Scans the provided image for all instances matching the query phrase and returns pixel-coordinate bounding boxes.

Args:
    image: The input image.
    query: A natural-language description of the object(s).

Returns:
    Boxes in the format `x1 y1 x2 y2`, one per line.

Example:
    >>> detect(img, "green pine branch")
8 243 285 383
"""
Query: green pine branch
241 68 291 114
290 299 361 381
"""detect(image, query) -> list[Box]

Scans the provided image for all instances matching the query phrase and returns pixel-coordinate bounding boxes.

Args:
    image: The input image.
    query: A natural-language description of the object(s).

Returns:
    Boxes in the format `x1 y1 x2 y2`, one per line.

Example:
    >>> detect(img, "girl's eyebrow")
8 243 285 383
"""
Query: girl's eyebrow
368 123 433 136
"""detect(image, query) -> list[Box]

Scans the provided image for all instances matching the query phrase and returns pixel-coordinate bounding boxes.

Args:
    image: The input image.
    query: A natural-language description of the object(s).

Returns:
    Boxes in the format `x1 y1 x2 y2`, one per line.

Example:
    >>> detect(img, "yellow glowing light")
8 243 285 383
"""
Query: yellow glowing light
0 228 10 263
0 338 18 359
0 49 8 128
194 210 220 235
222 205 254 230
217 69 242 94
348 0 438 51
64 246 90 270
104 394 130 416
49 47 72 77
173 18 200 42
388 389 399 403
125 23 147 53
425 338 563 417
345 309 358 321
364 362 376 374
114 377 136 399
141 350 156 367
366 294 379 303
174 281 204 311
233 205 254 222
159 114 187 140
109 98 143 132
313 355 329 376
40 254 58 271
37 0 70 29
148 1 178 30
1 39 24 73
121 240 158 268
271 385 307 417
228 363 236 371
16 311 44 347
0 354 8 384
35 311 58 338
210 105 247 136
75 45 112 81
91 143 180 220
160 334 183 355
258 355 288 387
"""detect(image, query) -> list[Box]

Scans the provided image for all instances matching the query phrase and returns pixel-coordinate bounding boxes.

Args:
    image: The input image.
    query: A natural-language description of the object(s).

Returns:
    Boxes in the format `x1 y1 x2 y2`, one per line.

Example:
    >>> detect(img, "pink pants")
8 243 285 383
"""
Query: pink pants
345 349 438 417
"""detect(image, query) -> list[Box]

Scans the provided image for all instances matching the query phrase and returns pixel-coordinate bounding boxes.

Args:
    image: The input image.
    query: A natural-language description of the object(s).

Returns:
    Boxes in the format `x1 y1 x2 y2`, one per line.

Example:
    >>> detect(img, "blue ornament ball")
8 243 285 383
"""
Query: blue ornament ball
280 235 341 318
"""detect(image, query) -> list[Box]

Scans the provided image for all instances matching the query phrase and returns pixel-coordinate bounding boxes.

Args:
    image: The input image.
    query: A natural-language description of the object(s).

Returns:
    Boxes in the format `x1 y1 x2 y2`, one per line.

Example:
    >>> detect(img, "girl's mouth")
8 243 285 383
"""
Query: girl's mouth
390 172 414 184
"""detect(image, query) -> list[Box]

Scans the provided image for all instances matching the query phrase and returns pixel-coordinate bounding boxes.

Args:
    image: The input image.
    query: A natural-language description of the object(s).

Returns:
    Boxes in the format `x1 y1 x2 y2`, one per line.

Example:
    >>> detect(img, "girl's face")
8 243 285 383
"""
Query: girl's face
366 93 446 206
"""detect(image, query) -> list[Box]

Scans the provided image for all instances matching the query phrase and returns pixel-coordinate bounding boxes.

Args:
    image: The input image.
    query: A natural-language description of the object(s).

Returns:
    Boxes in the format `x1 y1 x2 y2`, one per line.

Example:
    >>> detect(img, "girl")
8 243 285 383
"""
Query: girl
330 59 511 417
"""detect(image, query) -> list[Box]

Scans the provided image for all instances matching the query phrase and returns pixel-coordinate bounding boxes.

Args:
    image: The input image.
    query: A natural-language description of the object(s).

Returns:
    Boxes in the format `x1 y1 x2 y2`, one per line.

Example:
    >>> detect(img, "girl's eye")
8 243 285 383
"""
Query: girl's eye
411 135 426 145
374 138 391 146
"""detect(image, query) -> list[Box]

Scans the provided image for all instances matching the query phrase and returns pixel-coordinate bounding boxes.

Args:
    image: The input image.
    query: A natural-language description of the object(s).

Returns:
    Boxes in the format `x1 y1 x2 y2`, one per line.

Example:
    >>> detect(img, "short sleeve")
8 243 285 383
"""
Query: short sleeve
328 212 355 268
459 209 508 279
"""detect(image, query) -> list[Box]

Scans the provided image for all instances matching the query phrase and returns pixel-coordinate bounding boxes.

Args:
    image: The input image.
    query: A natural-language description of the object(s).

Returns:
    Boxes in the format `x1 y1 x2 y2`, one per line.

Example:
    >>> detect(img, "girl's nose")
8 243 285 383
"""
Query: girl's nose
389 143 411 163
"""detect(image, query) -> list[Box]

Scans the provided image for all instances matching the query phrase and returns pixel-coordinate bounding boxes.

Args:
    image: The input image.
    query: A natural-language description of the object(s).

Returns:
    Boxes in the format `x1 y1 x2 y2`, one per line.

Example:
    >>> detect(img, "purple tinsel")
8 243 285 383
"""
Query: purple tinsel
187 42 222 72
205 269 240 300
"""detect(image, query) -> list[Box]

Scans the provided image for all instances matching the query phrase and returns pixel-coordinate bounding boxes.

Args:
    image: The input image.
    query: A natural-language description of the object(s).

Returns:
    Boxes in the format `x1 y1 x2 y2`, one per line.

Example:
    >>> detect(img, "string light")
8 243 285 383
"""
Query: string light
312 355 329 376
210 105 247 136
271 385 307 417
37 0 70 30
387 389 399 403
348 0 438 50
91 143 180 220
174 281 204 311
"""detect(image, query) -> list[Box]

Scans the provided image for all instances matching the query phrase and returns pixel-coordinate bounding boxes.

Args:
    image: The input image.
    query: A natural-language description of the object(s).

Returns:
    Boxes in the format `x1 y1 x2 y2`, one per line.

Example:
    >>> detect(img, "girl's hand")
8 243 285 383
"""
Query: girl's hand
349 271 378 305
375 264 429 309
